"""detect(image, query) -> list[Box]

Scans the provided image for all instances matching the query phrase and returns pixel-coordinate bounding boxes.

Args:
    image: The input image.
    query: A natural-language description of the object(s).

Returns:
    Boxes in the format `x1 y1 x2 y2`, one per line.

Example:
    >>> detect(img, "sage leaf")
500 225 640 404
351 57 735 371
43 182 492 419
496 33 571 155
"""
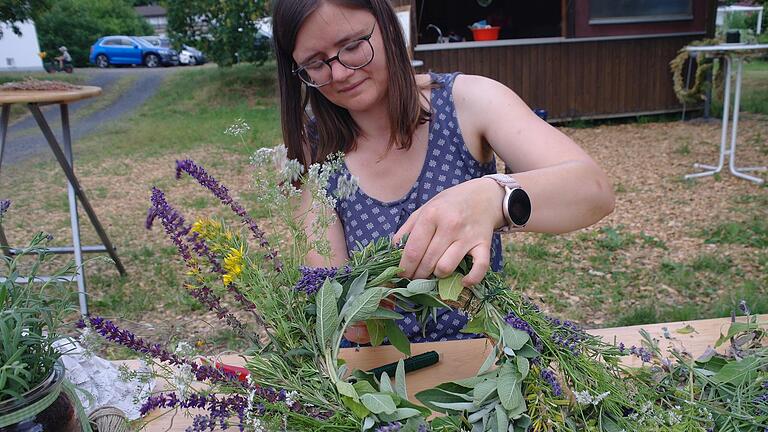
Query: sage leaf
378 408 422 422
385 319 411 356
368 266 403 287
344 288 388 323
431 401 476 412
361 393 397 415
496 404 509 432
502 326 530 351
403 279 438 295
346 270 369 303
478 346 498 375
498 364 523 411
341 396 369 419
362 416 376 430
336 381 359 401
410 294 450 308
415 387 472 412
472 378 498 406
315 279 339 349
369 307 404 320
712 355 760 385
395 360 407 399
378 371 394 393
516 357 529 378
366 319 386 347
438 273 464 301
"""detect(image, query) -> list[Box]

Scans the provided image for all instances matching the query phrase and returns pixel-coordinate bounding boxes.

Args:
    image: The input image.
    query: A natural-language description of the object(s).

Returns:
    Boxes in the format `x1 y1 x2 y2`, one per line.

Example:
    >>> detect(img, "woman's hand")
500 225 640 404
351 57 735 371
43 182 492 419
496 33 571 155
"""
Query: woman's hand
393 177 505 287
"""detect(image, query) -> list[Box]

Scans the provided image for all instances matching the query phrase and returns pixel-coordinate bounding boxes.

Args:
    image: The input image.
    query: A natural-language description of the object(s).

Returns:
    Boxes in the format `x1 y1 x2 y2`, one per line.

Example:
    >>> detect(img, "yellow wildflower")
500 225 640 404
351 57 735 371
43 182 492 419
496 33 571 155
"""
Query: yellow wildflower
222 246 244 285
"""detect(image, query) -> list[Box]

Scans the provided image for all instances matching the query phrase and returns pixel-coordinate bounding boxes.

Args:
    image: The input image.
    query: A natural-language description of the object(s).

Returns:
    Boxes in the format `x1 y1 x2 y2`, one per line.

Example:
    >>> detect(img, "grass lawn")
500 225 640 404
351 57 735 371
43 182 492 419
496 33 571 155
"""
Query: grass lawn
0 62 766 357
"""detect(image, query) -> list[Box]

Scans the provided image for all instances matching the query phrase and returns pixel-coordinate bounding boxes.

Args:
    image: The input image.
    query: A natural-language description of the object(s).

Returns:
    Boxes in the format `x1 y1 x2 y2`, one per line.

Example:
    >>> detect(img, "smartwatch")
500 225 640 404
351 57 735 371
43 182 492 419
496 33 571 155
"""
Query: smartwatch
483 174 531 232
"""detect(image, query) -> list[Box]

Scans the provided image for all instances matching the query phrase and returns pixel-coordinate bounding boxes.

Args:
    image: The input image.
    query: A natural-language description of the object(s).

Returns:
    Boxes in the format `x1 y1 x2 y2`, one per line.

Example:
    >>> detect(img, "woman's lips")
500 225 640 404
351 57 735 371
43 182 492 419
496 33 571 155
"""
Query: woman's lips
339 78 367 93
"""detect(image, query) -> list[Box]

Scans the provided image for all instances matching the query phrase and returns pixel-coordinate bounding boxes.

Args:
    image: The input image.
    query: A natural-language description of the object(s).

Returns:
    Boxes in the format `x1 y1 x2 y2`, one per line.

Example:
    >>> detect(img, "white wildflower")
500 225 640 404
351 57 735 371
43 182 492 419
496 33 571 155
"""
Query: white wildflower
574 390 610 406
251 418 266 432
174 341 194 357
667 409 682 425
78 326 101 358
251 147 275 166
281 158 304 183
591 391 610 405
172 363 194 401
224 118 251 137
285 390 299 408
334 173 359 199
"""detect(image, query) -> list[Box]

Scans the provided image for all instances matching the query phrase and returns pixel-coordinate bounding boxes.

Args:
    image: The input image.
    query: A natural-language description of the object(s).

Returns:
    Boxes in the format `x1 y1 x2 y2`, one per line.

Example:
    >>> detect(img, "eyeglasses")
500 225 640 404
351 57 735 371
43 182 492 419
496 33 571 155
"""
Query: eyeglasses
292 24 376 88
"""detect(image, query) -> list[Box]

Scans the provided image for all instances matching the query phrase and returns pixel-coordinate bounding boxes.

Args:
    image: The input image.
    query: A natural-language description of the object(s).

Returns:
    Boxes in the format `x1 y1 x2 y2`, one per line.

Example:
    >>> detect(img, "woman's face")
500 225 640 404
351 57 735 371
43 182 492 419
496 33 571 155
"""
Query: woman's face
292 2 388 113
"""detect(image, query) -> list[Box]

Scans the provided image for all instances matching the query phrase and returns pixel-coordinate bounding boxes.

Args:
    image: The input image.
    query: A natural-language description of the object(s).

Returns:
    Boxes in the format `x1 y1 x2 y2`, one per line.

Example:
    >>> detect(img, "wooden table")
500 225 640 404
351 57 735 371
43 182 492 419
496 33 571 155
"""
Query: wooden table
0 86 126 316
130 314 765 431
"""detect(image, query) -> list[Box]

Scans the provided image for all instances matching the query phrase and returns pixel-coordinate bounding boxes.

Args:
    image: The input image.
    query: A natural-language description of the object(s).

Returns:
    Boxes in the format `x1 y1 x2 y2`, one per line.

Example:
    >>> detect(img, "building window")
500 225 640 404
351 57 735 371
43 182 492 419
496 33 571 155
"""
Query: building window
589 0 693 25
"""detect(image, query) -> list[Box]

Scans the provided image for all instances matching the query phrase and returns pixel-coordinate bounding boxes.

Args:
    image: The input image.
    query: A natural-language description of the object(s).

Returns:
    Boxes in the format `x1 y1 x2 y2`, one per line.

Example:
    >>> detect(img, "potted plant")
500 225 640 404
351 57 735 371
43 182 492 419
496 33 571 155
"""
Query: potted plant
0 225 82 432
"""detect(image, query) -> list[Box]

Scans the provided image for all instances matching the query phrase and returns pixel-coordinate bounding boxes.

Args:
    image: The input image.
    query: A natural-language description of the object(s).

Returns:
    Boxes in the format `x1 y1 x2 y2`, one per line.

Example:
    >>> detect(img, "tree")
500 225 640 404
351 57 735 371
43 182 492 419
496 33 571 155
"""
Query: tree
167 0 271 67
35 0 154 66
0 0 50 38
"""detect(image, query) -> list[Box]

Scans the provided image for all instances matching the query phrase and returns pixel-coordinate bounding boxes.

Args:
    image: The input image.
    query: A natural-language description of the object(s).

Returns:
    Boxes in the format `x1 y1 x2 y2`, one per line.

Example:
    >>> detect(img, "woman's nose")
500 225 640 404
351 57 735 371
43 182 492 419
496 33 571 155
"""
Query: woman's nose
330 60 355 83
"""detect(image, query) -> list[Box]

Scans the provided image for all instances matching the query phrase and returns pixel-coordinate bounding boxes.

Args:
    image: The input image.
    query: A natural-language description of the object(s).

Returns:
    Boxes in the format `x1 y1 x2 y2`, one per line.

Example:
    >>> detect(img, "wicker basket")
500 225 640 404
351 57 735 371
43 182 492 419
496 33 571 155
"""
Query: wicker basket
88 406 129 432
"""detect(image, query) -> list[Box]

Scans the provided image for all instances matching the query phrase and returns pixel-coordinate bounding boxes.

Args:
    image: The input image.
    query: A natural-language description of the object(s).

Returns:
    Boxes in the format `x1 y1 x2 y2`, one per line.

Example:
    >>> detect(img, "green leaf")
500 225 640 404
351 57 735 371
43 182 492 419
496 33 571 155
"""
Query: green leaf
378 372 394 393
395 360 407 399
415 387 472 413
438 273 464 301
676 324 697 334
516 357 529 378
315 279 339 349
362 416 376 431
498 364 523 412
347 270 369 302
461 313 488 334
378 408 422 422
502 326 530 351
472 378 498 406
430 401 476 412
366 319 386 347
342 396 370 419
478 346 498 375
399 279 438 296
343 288 388 323
712 355 760 385
409 294 450 308
384 319 411 356
360 393 397 415
368 266 404 287
336 381 359 401
369 307 404 320
495 404 509 432
353 380 378 395
715 322 757 348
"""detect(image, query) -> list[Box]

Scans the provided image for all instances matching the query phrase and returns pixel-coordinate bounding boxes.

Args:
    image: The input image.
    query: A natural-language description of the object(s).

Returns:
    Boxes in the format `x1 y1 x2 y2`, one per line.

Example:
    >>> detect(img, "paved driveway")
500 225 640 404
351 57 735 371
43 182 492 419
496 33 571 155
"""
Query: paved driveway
2 67 180 166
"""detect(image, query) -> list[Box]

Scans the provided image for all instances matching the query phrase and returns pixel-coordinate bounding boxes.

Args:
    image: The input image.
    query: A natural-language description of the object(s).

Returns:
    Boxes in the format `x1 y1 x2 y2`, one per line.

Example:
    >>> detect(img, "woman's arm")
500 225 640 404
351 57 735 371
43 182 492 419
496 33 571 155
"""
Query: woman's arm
395 75 615 286
295 187 349 268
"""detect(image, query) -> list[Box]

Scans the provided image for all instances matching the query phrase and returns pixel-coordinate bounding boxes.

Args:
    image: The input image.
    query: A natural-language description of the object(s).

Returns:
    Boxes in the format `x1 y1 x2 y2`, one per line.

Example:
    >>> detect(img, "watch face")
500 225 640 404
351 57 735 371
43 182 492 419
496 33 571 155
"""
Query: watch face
506 188 531 226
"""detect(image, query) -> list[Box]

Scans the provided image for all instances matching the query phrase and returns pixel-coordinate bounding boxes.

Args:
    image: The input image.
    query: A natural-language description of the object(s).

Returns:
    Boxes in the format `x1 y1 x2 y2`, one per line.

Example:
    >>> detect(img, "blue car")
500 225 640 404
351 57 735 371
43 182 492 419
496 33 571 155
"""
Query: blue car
89 35 179 68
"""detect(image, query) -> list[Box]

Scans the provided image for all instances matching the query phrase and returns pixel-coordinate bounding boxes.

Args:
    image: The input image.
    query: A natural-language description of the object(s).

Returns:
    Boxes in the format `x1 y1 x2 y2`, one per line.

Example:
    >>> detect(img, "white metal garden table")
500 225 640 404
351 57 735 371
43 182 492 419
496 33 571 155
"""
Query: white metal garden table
0 86 126 316
684 43 768 184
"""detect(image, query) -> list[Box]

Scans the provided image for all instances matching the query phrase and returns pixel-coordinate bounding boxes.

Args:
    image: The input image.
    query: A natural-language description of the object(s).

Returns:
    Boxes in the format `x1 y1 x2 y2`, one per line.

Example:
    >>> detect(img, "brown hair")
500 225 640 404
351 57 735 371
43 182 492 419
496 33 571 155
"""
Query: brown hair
272 0 430 168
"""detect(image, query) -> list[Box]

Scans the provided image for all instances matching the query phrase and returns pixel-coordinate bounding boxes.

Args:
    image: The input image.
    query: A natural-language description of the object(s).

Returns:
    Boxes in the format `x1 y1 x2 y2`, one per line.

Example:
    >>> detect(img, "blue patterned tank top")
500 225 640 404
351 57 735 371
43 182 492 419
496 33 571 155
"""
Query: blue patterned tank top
332 72 503 343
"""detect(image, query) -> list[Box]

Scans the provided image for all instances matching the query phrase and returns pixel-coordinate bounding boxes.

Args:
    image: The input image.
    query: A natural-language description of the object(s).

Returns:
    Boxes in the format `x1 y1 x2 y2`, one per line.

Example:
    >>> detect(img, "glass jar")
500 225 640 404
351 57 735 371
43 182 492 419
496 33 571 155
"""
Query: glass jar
0 361 80 432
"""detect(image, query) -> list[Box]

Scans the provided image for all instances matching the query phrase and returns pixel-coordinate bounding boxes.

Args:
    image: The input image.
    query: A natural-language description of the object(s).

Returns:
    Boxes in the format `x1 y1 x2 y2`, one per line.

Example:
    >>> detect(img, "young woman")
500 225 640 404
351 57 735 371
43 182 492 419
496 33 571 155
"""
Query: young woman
272 0 615 343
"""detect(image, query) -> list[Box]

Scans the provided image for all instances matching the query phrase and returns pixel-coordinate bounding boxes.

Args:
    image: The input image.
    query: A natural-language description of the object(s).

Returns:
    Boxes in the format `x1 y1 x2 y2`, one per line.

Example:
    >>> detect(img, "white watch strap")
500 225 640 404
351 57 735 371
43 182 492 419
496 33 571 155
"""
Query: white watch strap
482 174 523 233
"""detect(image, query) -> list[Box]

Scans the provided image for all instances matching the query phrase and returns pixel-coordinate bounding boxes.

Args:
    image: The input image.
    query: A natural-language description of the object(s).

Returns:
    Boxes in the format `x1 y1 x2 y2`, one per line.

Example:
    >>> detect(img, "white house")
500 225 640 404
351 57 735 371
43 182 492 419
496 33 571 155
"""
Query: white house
0 21 44 72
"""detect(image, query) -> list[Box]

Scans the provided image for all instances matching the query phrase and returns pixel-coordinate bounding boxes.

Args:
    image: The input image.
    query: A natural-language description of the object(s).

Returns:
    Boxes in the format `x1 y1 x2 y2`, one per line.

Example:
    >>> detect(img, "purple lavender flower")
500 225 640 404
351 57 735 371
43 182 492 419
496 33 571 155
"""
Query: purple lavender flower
629 345 653 363
0 199 10 219
78 316 243 385
739 300 751 316
503 311 543 353
375 422 403 432
175 159 282 272
540 368 563 396
548 317 588 355
293 266 339 294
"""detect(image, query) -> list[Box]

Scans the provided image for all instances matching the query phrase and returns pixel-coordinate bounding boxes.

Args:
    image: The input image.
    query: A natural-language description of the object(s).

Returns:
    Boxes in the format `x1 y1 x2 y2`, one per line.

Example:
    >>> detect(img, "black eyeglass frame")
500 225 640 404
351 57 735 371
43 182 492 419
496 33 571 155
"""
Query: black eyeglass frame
292 24 376 88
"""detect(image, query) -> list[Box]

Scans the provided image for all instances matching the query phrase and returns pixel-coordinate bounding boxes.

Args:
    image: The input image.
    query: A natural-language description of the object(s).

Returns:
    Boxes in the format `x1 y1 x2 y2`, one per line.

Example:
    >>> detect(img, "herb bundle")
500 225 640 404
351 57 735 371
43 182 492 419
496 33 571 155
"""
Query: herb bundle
76 132 767 431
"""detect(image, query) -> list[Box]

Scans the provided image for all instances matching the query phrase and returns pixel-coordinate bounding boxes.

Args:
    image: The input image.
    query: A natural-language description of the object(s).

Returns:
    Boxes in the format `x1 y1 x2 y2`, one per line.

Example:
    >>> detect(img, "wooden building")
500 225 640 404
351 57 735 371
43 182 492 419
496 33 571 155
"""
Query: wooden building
393 0 717 121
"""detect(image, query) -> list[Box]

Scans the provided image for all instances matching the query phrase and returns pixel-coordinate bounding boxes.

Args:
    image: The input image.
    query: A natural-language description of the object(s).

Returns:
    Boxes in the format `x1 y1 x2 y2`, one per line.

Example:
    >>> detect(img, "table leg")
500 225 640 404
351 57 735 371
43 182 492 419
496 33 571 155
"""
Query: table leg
27 103 127 280
685 56 731 179
0 105 10 256
727 58 766 185
59 104 89 316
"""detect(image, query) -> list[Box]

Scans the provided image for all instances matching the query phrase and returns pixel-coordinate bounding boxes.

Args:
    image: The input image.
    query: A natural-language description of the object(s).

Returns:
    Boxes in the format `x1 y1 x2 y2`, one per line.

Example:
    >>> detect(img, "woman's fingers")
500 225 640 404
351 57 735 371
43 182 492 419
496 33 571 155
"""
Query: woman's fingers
397 212 436 279
432 242 467 279
392 208 420 245
462 243 491 287
413 228 454 279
